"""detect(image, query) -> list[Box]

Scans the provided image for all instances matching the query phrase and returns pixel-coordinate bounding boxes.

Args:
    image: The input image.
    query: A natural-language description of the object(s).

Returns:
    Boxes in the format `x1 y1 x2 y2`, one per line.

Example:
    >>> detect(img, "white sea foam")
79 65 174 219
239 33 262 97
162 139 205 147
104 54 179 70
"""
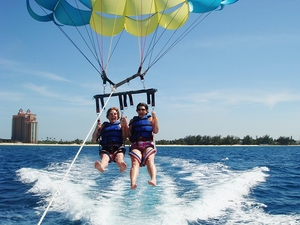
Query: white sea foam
16 155 300 225
164 157 299 225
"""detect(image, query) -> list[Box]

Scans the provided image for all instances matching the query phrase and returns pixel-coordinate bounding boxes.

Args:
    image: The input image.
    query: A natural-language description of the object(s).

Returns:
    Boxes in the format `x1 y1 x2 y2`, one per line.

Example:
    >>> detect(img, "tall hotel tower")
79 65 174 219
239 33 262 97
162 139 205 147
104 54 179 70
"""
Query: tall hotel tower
11 109 38 143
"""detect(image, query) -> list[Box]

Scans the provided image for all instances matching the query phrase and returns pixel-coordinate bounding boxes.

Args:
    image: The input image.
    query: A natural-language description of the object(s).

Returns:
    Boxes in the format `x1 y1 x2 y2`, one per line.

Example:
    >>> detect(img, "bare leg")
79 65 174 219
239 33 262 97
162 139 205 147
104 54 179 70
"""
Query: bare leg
130 153 141 190
94 154 109 173
145 154 156 186
115 153 127 173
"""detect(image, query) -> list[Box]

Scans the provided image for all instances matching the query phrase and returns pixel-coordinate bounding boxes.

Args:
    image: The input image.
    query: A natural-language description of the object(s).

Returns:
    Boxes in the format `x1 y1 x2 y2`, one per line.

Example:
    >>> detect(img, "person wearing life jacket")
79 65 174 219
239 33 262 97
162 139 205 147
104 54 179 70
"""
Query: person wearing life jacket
128 102 159 190
92 107 129 173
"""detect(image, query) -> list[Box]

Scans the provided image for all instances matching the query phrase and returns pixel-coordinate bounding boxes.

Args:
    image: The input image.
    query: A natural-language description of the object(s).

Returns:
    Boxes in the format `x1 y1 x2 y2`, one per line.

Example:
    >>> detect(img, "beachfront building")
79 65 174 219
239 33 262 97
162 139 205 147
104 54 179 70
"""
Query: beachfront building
11 109 38 143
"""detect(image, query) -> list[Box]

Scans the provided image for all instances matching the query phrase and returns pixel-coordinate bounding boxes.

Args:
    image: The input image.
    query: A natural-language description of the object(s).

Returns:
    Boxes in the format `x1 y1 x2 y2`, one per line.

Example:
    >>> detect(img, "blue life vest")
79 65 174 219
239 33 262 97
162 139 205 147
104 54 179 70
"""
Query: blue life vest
100 121 123 146
130 114 153 142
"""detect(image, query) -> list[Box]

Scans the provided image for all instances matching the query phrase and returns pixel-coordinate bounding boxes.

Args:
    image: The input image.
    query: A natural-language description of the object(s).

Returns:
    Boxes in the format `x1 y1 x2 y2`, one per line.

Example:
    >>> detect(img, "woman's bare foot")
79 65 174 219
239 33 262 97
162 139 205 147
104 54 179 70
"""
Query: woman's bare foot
148 179 156 186
119 161 127 173
131 183 137 190
94 161 105 172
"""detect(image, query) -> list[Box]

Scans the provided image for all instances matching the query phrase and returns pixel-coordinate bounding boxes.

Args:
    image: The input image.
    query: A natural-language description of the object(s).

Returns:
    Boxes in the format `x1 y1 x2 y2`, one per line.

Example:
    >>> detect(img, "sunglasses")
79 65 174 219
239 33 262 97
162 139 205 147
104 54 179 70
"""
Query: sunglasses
137 108 146 111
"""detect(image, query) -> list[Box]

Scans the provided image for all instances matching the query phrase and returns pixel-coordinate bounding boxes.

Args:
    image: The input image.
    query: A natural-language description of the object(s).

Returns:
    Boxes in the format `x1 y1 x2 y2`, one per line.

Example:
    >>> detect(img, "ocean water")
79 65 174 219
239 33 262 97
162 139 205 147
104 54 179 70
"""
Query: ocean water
0 145 299 225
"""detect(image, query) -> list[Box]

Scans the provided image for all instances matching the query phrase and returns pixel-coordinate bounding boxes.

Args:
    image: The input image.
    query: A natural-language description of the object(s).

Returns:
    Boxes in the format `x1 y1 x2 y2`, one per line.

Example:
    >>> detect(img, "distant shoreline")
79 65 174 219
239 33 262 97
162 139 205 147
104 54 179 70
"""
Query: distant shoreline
0 143 98 147
1 143 299 147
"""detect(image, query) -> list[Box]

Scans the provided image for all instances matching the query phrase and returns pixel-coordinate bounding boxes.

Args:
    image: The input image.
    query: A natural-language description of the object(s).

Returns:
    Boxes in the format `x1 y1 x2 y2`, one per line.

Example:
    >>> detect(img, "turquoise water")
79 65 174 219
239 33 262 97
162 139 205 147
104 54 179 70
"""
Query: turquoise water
1 145 300 224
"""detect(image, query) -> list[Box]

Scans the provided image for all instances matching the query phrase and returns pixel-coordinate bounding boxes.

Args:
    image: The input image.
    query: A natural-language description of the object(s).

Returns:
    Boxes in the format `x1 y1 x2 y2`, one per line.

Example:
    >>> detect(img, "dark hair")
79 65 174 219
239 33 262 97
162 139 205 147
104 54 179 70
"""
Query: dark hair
136 102 148 111
106 107 120 119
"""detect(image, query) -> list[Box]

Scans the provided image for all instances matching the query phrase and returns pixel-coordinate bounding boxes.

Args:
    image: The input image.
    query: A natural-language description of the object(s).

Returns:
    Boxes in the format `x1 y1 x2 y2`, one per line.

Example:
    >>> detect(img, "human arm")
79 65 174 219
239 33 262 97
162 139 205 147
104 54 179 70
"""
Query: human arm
120 116 129 141
127 118 133 140
151 111 159 134
92 120 102 142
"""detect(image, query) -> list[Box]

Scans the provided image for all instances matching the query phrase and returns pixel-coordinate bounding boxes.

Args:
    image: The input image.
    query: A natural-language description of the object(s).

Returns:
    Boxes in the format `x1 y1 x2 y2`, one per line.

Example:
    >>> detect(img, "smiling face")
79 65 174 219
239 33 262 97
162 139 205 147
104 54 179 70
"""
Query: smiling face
136 103 148 118
106 107 120 123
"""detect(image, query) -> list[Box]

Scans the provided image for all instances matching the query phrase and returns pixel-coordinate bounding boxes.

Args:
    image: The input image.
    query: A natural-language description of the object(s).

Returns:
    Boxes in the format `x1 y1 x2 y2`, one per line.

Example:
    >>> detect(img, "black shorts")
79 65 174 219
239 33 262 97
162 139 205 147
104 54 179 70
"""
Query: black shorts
99 145 126 163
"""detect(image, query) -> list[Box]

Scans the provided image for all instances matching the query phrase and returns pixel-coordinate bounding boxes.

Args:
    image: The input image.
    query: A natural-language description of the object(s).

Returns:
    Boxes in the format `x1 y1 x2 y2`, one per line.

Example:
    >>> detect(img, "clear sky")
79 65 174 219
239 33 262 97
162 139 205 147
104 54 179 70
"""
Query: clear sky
1 1 300 142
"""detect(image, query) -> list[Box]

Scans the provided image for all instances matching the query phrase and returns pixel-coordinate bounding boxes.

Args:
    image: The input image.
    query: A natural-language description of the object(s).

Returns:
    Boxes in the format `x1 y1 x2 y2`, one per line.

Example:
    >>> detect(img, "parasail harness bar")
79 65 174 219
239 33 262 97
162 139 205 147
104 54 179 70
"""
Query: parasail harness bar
101 70 115 86
94 88 157 112
101 67 147 88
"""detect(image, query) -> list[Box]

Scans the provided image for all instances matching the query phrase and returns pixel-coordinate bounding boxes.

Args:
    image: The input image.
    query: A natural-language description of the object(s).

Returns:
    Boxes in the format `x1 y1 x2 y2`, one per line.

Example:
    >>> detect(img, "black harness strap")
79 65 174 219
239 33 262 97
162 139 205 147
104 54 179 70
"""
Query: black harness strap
94 88 158 112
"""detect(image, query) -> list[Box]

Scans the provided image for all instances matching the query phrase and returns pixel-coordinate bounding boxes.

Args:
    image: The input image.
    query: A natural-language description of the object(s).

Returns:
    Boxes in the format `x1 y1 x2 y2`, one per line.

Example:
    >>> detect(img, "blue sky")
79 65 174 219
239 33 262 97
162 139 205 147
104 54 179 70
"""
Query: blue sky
1 1 300 141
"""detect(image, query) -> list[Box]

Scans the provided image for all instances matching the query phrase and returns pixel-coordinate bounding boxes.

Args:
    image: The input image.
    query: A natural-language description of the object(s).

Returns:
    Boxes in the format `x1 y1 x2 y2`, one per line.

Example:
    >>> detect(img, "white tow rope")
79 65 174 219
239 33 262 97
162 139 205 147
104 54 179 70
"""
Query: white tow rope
37 89 115 225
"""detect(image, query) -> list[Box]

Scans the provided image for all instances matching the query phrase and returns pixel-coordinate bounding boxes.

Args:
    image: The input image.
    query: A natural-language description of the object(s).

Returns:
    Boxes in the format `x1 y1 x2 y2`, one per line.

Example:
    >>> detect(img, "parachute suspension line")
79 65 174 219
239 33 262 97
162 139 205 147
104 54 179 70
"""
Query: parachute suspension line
140 0 155 66
135 4 143 68
130 0 157 80
28 0 102 84
33 0 104 77
72 0 103 70
133 0 150 70
142 25 158 69
89 2 105 72
100 31 126 91
53 0 104 73
147 10 213 70
37 89 115 225
89 1 121 76
140 1 188 70
105 4 124 72
137 1 214 71
172 11 213 47
94 22 105 72
142 0 171 68
84 21 103 72
55 25 103 76
106 30 125 68
154 11 213 64
145 3 190 69
88 0 126 85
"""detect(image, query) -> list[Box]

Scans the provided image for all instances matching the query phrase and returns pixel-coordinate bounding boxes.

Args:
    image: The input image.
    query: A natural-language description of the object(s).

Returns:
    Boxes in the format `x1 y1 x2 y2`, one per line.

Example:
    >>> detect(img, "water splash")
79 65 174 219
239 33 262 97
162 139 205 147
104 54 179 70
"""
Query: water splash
16 155 299 225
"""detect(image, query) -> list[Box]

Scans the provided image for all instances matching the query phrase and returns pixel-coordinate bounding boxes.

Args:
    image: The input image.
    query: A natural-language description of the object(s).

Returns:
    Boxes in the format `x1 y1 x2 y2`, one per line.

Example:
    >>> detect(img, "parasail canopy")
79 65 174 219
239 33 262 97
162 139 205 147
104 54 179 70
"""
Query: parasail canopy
27 0 239 90
27 0 238 35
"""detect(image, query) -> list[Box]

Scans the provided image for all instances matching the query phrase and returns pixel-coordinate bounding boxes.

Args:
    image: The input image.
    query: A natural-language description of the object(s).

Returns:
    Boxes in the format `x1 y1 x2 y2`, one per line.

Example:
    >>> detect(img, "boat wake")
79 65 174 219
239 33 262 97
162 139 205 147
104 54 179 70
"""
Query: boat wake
16 155 299 225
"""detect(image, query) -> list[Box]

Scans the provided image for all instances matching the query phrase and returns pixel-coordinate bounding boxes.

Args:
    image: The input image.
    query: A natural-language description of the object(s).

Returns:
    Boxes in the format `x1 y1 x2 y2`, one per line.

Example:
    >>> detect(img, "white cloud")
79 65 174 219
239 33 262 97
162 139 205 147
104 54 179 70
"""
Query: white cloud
0 58 21 67
24 83 93 106
167 89 300 109
0 57 71 82
30 70 71 82
25 83 60 97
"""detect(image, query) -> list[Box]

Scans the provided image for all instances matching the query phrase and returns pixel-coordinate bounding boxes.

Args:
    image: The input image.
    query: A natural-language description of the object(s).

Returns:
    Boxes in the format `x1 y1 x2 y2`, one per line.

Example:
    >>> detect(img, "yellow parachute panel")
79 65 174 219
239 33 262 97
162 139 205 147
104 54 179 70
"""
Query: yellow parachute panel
92 0 126 16
156 0 187 12
158 1 190 30
125 0 156 16
90 12 125 36
125 15 158 36
90 0 190 37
